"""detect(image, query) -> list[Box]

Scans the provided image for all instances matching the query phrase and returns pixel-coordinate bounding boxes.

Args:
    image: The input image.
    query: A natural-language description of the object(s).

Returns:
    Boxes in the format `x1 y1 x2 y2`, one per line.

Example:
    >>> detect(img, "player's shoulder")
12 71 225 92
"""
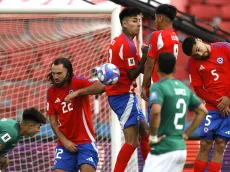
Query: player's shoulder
72 75 94 83
212 42 230 49
150 30 161 38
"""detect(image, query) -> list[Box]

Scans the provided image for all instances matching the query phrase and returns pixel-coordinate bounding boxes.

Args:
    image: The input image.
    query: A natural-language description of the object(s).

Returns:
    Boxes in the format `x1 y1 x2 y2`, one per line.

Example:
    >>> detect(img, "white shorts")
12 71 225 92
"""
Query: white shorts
143 150 187 172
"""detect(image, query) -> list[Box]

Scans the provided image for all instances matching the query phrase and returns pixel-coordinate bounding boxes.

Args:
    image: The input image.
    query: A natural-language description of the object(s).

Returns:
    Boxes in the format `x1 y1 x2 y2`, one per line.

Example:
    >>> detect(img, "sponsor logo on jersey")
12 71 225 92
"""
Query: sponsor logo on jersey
199 65 205 70
1 133 11 143
216 57 223 64
69 90 74 94
55 98 60 103
128 58 135 66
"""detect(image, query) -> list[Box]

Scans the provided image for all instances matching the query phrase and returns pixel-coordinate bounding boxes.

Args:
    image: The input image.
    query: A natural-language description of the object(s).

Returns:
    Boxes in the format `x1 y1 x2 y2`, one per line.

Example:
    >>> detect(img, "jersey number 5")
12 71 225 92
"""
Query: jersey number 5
61 102 73 113
174 98 186 130
211 69 219 81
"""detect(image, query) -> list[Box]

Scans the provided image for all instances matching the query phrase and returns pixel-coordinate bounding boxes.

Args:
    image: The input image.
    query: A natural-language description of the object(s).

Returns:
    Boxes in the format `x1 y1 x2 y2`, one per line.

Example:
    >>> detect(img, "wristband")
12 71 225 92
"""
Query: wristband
149 135 158 143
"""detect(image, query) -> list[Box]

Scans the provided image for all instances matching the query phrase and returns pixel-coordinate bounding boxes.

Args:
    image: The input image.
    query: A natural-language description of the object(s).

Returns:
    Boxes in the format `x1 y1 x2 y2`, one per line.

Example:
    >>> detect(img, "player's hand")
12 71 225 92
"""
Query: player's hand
64 92 78 103
0 157 9 171
217 96 230 112
63 140 78 153
220 107 230 118
182 133 189 140
141 44 149 55
141 87 149 102
148 135 166 146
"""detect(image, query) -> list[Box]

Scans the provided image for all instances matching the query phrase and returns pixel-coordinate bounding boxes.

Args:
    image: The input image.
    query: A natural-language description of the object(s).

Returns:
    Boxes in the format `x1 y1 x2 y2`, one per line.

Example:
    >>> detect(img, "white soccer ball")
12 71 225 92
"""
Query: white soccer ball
97 63 120 85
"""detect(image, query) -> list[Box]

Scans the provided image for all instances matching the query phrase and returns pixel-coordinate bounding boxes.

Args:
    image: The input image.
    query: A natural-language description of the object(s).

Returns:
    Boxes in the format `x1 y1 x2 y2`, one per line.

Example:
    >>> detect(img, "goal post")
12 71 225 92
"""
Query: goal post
0 5 142 172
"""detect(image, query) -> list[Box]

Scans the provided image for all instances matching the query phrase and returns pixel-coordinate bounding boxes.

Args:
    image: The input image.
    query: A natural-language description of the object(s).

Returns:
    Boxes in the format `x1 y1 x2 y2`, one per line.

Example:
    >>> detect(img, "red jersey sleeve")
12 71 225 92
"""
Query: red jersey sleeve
72 76 96 88
46 87 56 116
188 58 202 87
147 32 158 59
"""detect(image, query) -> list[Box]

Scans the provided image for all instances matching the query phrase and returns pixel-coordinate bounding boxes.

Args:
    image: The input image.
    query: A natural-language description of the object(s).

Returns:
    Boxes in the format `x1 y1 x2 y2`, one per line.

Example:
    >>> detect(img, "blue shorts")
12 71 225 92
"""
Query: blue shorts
199 110 230 141
52 142 98 171
108 93 146 129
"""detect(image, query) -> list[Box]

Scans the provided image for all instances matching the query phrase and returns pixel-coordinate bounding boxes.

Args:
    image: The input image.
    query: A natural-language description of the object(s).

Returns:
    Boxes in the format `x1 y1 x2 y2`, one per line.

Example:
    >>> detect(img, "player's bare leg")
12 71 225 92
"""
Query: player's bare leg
113 125 138 172
194 139 213 172
207 138 227 172
139 119 150 161
53 169 68 172
80 164 95 172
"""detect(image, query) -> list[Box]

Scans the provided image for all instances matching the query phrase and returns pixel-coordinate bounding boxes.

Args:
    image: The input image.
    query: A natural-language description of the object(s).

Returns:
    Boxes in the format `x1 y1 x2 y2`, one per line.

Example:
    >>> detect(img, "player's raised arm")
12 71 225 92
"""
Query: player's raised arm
126 45 148 81
64 81 105 103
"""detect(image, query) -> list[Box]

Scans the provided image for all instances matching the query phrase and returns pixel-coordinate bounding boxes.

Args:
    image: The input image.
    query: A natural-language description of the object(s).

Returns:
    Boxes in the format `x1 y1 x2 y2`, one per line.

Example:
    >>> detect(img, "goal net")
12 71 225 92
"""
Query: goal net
0 6 140 172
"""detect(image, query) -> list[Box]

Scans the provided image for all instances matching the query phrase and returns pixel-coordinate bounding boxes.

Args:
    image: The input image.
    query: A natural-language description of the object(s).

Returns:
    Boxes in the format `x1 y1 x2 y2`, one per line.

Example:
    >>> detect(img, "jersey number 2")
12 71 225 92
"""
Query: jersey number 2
61 102 73 113
174 98 186 130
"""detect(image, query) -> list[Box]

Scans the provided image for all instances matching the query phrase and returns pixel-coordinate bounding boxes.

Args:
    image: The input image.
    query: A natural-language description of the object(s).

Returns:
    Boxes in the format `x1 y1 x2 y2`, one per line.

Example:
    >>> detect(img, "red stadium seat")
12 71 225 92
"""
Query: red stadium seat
220 4 230 20
218 21 230 32
0 66 32 81
189 4 220 20
189 0 229 5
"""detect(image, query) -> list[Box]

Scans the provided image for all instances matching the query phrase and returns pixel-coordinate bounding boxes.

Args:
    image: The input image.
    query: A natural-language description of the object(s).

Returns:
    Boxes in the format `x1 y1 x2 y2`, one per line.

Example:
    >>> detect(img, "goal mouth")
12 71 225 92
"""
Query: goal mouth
0 6 141 172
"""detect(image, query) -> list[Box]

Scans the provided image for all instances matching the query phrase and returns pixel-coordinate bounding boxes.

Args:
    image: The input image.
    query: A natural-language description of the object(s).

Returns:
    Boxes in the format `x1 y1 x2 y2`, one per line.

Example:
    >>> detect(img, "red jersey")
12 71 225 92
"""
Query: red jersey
105 33 140 96
148 28 179 82
189 42 230 110
47 76 96 145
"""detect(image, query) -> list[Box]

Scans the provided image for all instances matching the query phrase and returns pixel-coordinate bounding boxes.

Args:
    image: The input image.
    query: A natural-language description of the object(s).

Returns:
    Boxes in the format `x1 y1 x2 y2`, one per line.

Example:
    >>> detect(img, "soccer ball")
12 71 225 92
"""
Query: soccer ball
97 63 120 85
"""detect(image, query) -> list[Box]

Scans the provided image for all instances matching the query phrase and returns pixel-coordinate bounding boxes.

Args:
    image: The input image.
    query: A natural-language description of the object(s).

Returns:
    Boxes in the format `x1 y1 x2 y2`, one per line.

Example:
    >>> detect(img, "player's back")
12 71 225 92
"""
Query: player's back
149 78 200 154
0 118 20 155
148 29 179 82
106 34 140 96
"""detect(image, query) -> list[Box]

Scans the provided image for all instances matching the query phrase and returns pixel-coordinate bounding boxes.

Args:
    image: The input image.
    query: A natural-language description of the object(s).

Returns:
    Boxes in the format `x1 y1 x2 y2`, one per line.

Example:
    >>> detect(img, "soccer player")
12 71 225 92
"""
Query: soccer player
0 108 46 171
47 58 103 172
65 7 149 171
141 4 179 101
143 52 208 172
182 37 230 172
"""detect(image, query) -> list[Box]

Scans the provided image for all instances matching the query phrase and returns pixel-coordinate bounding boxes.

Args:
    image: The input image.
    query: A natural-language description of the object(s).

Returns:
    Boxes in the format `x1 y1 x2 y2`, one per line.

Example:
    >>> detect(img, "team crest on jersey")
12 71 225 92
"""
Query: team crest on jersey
150 91 158 100
128 58 135 66
69 90 74 94
216 57 223 64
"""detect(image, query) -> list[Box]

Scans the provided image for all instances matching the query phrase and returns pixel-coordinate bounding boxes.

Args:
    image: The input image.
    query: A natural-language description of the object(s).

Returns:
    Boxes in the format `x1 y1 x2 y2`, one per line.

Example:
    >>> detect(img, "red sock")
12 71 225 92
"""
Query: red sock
114 143 136 172
194 160 208 172
140 134 150 161
208 161 222 172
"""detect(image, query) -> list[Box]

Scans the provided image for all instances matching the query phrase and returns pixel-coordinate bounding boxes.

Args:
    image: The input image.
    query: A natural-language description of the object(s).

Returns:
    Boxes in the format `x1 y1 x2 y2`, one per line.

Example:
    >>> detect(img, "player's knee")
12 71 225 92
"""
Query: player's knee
214 138 227 153
200 139 213 152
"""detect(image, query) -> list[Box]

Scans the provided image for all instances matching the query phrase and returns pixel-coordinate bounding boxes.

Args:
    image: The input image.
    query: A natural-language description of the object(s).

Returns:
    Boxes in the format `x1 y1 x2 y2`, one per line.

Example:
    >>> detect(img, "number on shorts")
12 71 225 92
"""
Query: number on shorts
204 115 212 126
55 148 63 159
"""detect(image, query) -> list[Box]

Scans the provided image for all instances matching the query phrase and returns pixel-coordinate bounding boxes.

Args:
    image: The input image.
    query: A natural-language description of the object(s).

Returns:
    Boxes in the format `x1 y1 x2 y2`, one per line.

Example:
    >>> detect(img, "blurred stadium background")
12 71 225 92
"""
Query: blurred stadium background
0 0 229 171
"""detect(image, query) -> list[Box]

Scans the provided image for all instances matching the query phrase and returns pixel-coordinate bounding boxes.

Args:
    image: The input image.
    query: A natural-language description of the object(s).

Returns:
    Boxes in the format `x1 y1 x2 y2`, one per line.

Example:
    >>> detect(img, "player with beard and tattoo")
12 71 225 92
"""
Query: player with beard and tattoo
182 37 230 172
47 58 104 172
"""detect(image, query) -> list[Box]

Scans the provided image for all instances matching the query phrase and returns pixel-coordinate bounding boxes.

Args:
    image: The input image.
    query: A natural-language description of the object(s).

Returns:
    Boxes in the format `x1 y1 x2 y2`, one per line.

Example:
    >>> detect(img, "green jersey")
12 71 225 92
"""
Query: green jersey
0 118 20 156
149 78 201 155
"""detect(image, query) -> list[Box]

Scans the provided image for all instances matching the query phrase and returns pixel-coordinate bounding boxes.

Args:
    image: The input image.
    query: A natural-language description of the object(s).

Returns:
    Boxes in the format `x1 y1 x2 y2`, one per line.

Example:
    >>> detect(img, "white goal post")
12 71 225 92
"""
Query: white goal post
0 5 142 172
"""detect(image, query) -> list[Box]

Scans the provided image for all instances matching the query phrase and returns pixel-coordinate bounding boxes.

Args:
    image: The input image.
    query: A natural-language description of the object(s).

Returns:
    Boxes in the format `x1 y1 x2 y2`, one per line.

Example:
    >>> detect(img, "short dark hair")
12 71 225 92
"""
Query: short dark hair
155 4 177 21
158 52 176 74
182 37 196 56
119 7 141 25
22 107 46 124
47 58 74 85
